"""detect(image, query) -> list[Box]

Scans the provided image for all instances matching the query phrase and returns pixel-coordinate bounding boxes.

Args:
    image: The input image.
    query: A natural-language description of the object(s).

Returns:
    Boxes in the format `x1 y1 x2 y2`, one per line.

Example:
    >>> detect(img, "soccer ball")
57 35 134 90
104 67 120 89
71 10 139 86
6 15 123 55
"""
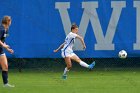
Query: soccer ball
118 50 127 59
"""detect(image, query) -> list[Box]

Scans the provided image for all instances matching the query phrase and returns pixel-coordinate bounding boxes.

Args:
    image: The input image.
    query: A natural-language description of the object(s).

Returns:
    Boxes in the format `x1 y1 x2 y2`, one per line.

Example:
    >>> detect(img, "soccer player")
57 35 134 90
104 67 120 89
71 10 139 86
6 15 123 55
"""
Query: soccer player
54 23 95 79
0 16 14 87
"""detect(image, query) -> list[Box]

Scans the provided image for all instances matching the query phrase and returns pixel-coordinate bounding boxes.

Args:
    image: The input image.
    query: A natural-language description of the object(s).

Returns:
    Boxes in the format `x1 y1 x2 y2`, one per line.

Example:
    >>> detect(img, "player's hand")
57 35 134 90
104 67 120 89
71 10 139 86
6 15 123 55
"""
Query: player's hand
7 48 14 54
53 49 58 53
83 45 86 50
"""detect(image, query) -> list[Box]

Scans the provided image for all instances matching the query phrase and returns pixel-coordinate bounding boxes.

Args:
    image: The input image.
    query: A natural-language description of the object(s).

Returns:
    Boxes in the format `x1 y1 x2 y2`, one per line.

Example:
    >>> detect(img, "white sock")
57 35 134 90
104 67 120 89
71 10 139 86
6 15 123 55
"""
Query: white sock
63 67 69 75
79 61 89 68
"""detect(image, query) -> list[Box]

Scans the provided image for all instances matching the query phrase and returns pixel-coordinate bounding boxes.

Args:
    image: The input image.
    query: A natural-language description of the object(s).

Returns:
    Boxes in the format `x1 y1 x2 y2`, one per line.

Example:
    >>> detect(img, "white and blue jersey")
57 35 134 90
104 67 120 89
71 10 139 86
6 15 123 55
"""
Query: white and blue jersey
61 32 78 58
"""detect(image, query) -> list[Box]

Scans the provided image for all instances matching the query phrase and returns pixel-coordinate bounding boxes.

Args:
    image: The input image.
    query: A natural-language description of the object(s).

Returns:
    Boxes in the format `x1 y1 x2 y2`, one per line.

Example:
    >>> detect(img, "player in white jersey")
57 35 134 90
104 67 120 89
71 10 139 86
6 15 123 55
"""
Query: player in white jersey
54 23 95 80
61 31 78 58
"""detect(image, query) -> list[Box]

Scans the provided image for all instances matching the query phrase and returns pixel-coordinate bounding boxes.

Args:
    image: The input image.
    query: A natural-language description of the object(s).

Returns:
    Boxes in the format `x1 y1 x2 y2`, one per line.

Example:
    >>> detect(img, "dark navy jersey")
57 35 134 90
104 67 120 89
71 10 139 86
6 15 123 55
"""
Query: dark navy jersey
0 25 8 43
0 25 9 54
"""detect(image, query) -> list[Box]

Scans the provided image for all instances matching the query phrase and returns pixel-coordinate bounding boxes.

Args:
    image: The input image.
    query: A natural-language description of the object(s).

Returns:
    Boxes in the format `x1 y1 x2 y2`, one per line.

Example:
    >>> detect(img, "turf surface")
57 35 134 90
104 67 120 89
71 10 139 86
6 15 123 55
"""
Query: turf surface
0 69 140 93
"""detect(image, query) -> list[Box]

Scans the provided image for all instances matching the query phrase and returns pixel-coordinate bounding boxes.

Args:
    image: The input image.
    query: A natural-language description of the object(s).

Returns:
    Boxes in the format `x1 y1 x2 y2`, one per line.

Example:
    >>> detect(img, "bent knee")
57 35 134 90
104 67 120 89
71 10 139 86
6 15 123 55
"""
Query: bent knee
67 64 72 70
1 64 8 71
77 59 82 63
2 68 8 71
74 58 81 63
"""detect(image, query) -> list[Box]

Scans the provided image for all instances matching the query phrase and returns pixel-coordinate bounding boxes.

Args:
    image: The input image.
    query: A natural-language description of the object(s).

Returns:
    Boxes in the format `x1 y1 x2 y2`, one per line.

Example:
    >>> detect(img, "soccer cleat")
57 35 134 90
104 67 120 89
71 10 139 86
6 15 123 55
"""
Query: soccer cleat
3 83 15 88
88 61 95 69
62 75 67 80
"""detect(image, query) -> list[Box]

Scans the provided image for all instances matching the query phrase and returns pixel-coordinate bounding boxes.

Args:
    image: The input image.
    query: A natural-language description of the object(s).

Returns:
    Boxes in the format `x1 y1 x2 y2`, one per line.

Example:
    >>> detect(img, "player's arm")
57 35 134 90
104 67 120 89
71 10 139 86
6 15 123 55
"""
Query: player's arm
0 40 14 54
76 35 86 49
54 42 66 53
0 40 9 49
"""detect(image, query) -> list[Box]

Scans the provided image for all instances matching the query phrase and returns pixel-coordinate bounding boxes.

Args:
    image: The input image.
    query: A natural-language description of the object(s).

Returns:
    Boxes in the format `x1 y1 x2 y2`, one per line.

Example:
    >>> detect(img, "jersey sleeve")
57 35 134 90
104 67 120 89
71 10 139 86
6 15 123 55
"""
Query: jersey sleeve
71 33 78 38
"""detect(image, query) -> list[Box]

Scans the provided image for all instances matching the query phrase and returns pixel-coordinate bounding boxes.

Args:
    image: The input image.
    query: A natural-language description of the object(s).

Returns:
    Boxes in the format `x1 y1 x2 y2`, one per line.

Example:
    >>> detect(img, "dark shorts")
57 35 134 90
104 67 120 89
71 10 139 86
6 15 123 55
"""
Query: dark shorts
0 47 4 55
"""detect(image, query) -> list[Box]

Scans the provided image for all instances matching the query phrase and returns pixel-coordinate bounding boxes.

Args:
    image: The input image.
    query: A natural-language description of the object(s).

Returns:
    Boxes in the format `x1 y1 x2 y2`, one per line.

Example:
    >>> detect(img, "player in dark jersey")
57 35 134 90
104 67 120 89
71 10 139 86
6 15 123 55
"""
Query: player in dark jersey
0 16 14 87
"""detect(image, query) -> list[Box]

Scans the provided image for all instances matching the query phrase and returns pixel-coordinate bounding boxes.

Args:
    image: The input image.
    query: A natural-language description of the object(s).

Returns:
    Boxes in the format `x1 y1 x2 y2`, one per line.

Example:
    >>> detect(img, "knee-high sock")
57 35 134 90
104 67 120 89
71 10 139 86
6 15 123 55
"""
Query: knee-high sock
2 71 8 84
79 61 89 68
63 67 69 75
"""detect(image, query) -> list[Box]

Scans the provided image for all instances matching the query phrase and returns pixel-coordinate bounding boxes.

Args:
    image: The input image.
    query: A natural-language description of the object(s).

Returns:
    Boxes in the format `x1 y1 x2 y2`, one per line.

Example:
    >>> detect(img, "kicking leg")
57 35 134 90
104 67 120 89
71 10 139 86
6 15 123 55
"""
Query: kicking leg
71 54 95 69
71 54 89 68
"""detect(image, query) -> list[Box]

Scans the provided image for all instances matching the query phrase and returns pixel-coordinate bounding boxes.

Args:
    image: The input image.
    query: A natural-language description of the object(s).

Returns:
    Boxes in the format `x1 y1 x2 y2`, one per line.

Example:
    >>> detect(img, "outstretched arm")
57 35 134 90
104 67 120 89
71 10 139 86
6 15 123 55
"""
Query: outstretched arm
54 42 66 53
76 35 86 49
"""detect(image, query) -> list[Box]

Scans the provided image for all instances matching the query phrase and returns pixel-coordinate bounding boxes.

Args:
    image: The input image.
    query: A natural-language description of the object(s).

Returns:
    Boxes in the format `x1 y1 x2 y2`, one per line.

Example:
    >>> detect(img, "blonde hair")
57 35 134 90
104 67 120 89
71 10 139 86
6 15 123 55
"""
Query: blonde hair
1 15 11 25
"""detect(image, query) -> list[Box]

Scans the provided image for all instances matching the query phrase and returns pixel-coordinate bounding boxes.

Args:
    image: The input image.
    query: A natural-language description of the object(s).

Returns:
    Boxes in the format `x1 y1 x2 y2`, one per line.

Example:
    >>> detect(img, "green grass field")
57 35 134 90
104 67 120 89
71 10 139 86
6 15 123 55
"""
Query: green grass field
0 69 140 93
